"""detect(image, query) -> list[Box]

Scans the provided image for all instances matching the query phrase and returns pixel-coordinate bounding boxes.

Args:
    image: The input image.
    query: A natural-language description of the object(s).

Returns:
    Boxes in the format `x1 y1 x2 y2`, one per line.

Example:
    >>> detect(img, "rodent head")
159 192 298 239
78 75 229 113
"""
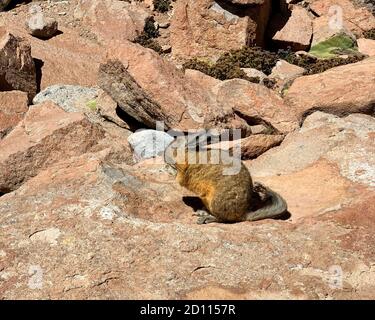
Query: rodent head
164 137 189 172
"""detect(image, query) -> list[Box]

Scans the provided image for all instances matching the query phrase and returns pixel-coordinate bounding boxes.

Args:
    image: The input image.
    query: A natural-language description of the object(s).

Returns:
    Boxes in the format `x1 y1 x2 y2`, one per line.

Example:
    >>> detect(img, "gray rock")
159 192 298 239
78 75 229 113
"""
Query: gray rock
32 85 99 113
26 15 59 39
127 129 174 161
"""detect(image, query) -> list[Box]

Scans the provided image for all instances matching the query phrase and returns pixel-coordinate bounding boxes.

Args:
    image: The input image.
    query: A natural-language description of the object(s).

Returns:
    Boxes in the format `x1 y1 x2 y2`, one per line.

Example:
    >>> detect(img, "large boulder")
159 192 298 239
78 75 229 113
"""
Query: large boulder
73 0 148 43
0 101 106 193
0 28 37 101
26 14 58 40
99 42 250 133
33 85 99 113
309 0 375 36
0 112 375 299
249 111 375 220
311 15 354 47
214 79 299 133
268 5 313 51
285 57 375 121
0 91 28 139
170 0 272 60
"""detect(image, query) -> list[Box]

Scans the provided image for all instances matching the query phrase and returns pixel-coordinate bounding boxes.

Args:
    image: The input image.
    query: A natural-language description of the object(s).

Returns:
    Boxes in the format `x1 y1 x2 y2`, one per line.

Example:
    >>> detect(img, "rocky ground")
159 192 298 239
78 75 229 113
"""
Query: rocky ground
0 0 375 299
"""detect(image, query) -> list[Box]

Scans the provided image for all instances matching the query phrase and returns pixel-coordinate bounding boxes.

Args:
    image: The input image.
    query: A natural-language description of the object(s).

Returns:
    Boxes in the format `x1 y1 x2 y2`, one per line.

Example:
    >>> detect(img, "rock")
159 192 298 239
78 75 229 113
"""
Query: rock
0 28 37 102
241 68 268 82
358 38 375 57
0 111 375 299
0 91 28 139
0 3 107 90
127 130 174 161
268 6 313 51
249 111 375 220
26 14 58 39
270 60 305 88
33 85 99 113
285 57 375 121
161 44 172 54
33 84 131 130
0 101 106 193
208 134 285 160
310 0 375 36
311 15 355 47
73 0 148 43
170 0 272 60
184 69 222 93
99 42 250 133
0 0 10 11
214 79 299 133
96 89 130 129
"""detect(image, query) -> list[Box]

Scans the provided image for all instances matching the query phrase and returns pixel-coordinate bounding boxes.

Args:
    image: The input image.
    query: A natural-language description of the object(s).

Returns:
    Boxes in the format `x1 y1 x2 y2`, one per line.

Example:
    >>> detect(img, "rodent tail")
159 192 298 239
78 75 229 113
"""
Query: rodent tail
244 182 288 222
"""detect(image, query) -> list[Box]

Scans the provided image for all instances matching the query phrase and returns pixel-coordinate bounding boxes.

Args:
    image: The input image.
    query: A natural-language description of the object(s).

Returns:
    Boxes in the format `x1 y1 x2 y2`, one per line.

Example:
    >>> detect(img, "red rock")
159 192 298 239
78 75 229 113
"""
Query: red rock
100 41 250 133
0 101 105 193
215 79 299 133
270 59 305 89
0 91 28 139
0 111 374 299
310 0 375 35
73 0 148 43
285 57 375 121
268 6 313 51
249 111 375 221
0 27 36 101
311 15 354 47
358 38 375 57
208 134 285 159
184 69 222 93
170 0 272 60
0 9 106 90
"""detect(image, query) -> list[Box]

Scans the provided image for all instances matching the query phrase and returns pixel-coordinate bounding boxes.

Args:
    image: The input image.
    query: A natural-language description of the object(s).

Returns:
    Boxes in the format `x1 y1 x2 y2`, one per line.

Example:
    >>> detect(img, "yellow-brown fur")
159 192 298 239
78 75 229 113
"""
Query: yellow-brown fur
164 138 287 224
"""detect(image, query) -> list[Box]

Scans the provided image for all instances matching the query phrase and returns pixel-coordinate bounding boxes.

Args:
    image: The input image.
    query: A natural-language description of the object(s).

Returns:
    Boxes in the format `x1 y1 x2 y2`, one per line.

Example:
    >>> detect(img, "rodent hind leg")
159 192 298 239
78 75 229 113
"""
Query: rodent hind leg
193 210 218 224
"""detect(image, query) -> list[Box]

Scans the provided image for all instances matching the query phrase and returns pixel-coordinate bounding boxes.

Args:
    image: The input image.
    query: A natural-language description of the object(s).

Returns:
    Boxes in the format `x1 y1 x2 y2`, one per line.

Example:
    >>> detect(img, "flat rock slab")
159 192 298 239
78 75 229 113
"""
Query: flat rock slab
0 101 105 193
249 111 375 221
0 91 29 139
285 57 375 121
0 111 374 299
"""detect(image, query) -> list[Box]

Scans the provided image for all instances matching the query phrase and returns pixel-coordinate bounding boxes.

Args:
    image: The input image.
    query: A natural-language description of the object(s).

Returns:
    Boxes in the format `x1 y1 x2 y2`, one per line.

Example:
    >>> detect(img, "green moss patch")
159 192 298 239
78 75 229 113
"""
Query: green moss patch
86 100 97 112
309 34 358 58
183 45 365 84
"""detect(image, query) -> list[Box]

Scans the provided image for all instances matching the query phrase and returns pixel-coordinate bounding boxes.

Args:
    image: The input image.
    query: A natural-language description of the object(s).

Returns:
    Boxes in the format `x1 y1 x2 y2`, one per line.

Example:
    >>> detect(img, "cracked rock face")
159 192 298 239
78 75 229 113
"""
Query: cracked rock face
170 0 272 60
0 91 28 140
0 28 37 102
99 42 251 133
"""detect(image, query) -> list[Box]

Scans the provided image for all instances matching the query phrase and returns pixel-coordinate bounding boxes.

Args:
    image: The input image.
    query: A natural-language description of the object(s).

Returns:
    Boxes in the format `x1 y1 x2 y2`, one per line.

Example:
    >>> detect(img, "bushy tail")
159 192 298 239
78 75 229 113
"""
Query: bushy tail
244 182 288 222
